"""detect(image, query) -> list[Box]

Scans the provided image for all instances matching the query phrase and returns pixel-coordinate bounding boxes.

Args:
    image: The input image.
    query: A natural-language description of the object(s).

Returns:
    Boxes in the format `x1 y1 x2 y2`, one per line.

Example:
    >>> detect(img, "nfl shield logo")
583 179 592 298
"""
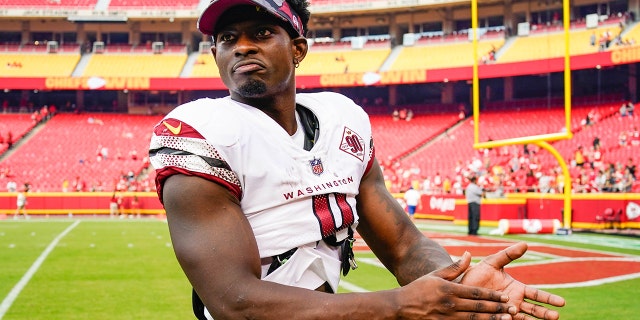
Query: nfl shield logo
309 158 324 176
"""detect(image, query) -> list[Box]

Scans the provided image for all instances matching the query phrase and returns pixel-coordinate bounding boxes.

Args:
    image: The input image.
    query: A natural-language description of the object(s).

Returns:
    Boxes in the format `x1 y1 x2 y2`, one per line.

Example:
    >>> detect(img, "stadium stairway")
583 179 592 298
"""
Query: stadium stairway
181 52 200 77
0 116 48 163
95 0 109 10
72 54 92 77
494 36 516 61
378 45 404 72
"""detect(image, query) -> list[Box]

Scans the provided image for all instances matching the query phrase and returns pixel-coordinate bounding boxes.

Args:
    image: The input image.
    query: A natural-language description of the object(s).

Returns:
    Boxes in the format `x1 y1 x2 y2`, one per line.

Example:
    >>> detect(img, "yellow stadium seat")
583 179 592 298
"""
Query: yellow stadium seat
0 53 80 77
82 54 187 77
389 39 504 71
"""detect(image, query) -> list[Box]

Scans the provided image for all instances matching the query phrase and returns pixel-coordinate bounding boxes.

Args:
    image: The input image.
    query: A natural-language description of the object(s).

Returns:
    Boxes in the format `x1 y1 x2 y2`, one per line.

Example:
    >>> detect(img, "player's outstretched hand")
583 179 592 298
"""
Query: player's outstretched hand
398 251 518 319
460 242 566 320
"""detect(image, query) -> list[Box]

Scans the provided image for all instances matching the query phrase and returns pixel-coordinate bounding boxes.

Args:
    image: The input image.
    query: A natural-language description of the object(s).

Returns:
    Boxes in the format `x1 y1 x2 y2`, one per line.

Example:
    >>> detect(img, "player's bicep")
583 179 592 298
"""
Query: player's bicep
161 174 262 299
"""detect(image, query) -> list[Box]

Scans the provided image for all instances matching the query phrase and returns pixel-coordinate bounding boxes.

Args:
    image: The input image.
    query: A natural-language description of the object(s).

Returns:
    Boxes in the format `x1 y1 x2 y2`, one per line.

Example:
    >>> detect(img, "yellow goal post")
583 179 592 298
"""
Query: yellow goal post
470 0 573 228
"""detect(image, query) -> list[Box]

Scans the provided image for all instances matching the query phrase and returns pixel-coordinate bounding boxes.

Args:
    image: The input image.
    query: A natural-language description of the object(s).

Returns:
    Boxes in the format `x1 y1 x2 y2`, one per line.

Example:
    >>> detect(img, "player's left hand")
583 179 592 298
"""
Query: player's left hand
460 242 566 320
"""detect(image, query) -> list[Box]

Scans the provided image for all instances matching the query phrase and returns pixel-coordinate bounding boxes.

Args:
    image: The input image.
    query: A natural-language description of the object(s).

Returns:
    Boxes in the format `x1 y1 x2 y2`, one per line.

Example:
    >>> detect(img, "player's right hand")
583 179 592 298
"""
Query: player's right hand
396 251 518 319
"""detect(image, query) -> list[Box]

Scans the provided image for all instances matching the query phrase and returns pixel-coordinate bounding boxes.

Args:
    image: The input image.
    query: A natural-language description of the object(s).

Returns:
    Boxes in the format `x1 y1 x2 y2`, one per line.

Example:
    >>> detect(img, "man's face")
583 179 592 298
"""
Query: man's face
212 13 300 100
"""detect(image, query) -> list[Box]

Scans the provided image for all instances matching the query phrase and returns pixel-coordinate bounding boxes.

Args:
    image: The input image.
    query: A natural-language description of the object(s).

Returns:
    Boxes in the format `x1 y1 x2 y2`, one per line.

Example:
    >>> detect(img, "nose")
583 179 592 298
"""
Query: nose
233 33 258 57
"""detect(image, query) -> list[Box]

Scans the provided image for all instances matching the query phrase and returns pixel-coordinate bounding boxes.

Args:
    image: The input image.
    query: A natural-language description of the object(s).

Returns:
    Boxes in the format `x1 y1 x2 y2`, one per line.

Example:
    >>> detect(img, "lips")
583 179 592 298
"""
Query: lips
233 60 265 73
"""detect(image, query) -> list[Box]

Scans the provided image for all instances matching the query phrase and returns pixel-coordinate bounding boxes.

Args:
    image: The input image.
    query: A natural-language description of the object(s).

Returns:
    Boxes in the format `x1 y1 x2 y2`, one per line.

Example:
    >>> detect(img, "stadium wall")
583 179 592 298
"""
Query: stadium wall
0 191 164 217
413 193 640 229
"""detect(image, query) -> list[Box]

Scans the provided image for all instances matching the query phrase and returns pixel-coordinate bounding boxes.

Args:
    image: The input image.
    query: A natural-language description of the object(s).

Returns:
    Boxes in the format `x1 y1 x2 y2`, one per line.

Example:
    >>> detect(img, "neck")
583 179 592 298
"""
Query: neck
231 89 298 135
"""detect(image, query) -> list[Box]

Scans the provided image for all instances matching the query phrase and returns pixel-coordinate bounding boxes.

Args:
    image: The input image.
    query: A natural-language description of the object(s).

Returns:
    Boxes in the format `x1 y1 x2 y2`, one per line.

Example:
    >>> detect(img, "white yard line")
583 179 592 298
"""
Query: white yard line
0 220 81 319
339 280 369 292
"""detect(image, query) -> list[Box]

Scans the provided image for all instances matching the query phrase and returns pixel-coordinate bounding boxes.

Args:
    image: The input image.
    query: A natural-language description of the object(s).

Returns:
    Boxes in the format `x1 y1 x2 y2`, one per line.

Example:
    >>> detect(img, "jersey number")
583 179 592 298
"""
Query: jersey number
312 193 355 238
345 135 364 153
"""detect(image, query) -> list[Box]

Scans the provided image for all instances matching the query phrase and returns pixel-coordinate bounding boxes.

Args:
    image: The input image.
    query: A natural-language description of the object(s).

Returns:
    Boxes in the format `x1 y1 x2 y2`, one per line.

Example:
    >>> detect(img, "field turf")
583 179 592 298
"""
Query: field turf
0 218 638 319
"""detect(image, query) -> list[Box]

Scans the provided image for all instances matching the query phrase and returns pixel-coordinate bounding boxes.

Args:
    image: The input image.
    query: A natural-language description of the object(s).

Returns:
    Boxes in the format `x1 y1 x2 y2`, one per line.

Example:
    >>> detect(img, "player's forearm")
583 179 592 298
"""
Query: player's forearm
198 278 401 320
392 235 455 286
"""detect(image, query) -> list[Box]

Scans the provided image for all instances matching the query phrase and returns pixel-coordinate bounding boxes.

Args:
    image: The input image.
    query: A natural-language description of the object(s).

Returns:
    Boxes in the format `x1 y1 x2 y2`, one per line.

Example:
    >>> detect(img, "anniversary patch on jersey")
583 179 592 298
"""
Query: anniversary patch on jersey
309 157 324 176
339 127 365 162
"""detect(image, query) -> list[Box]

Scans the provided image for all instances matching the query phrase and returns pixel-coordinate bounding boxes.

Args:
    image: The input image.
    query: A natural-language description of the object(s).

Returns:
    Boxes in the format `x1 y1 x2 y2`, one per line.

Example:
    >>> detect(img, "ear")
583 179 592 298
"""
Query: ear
292 37 308 64
210 45 217 63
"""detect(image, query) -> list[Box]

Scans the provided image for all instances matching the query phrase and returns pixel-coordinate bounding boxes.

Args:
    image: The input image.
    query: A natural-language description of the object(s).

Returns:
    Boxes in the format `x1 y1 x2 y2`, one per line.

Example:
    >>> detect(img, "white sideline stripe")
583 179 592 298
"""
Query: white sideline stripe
532 272 640 289
0 220 81 319
339 280 369 292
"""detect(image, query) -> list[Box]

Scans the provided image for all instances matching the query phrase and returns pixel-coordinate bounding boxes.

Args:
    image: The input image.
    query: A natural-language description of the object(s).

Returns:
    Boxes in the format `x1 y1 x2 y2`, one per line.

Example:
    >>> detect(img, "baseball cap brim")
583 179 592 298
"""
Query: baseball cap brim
197 0 304 37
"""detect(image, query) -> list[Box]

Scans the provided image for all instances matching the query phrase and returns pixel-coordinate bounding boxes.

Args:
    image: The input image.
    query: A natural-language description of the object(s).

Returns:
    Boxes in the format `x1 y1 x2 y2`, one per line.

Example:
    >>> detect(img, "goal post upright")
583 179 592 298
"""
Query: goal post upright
470 0 574 229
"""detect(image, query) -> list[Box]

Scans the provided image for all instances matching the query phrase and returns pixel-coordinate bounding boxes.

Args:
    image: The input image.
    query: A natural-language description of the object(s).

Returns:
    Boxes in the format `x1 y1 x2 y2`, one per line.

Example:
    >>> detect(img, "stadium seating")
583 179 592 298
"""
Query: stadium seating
400 103 616 180
389 39 504 71
369 113 460 163
0 113 162 192
0 114 37 155
190 53 221 78
82 54 187 78
498 26 622 64
107 0 198 8
0 53 80 77
297 48 391 75
0 0 97 8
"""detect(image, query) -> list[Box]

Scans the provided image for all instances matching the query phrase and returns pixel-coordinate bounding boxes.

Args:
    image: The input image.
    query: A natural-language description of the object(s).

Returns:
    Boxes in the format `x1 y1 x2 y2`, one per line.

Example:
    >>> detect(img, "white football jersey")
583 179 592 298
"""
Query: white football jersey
150 92 375 258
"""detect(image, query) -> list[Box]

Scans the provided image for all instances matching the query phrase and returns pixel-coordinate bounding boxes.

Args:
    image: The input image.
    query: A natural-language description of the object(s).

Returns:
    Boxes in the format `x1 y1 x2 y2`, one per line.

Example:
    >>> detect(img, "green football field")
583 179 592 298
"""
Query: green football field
0 218 639 319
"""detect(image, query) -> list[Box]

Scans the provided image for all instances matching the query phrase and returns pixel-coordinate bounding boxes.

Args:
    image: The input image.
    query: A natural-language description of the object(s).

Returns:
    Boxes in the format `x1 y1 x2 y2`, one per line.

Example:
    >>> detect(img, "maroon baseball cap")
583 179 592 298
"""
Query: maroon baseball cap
197 0 304 37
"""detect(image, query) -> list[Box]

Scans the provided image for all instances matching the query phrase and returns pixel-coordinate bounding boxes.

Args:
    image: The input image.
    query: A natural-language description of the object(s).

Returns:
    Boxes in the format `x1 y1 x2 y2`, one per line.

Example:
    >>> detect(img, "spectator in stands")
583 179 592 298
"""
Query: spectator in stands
538 169 555 193
6 131 12 149
595 169 608 192
574 145 586 167
442 175 452 194
592 136 601 149
432 171 443 193
72 176 86 192
391 108 400 120
524 169 538 192
592 144 604 171
631 126 640 146
626 101 635 116
6 180 17 192
620 102 629 117
405 108 414 121
625 157 637 180
620 167 635 192
48 104 57 118
421 175 432 195
61 178 69 192
452 175 464 195
619 130 628 147
398 108 407 120
604 163 617 192
553 167 565 193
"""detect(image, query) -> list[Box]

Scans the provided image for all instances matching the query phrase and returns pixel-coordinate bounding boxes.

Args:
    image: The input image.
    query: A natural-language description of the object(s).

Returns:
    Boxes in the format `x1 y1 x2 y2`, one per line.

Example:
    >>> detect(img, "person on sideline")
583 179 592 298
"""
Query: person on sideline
465 175 485 235
14 183 29 219
148 0 565 319
403 186 422 217
109 192 121 218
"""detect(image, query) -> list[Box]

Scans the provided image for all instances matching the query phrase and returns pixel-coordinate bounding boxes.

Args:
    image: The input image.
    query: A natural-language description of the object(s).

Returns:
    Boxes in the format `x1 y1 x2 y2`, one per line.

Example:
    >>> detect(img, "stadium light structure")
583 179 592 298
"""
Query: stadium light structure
470 0 574 229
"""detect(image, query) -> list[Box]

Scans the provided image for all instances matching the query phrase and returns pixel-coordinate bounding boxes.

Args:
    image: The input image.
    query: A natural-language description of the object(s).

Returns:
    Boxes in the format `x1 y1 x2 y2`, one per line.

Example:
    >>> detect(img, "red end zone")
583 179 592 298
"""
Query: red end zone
353 233 640 287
